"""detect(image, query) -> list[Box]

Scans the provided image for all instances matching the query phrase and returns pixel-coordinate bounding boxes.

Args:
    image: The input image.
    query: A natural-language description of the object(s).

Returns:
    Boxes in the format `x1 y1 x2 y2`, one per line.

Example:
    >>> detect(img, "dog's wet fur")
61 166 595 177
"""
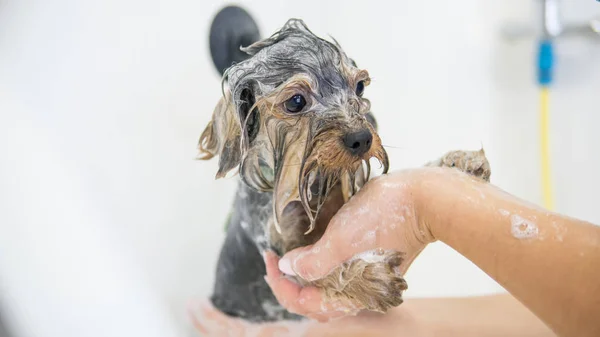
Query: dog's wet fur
198 19 491 322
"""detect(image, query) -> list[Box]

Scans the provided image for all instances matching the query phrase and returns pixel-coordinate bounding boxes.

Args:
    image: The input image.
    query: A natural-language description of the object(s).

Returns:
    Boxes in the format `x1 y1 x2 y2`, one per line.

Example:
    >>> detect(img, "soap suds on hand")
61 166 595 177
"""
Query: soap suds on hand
350 229 378 248
511 214 539 239
349 248 388 264
552 221 567 242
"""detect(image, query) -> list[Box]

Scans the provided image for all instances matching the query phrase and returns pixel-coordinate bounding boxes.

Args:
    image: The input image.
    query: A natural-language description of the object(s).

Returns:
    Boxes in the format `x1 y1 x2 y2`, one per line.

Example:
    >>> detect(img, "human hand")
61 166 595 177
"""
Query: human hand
187 299 306 337
187 297 424 337
264 169 438 321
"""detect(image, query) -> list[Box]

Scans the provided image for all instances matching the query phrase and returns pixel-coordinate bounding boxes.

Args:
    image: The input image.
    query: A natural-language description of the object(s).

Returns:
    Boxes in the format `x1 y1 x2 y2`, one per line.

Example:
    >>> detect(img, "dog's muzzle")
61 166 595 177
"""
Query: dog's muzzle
342 128 373 157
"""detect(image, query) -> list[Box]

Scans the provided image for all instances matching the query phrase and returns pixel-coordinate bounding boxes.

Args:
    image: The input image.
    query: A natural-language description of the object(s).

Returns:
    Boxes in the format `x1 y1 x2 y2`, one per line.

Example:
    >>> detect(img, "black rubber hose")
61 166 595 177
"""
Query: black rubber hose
209 5 261 77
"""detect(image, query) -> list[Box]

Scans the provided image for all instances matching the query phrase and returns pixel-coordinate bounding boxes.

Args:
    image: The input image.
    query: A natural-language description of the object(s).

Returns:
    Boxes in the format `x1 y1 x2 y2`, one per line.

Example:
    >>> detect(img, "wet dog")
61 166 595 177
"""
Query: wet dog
198 19 491 322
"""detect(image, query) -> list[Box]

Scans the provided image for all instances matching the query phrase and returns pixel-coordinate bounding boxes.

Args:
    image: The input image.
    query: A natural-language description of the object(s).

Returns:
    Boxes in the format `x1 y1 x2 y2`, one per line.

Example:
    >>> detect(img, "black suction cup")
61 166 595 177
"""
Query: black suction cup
209 5 261 76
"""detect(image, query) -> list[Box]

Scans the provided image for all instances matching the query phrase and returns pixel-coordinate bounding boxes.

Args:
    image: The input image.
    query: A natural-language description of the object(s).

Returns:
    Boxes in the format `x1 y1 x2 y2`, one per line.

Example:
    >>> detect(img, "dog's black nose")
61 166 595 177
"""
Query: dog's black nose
343 129 373 156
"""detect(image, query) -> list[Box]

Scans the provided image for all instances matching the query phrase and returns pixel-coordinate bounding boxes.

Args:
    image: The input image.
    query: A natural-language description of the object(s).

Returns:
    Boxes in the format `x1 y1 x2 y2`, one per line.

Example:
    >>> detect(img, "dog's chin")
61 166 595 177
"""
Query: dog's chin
270 137 388 240
297 148 388 234
271 152 388 254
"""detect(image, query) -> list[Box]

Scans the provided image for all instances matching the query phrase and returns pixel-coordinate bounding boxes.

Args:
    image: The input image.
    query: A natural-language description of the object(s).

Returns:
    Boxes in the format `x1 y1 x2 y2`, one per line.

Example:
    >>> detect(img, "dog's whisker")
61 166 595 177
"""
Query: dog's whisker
382 144 407 150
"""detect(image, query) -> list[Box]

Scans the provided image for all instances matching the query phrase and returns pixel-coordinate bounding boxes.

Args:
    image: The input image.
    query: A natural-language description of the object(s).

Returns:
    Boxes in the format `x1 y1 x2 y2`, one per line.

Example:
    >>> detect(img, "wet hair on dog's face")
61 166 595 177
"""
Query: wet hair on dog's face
198 19 388 234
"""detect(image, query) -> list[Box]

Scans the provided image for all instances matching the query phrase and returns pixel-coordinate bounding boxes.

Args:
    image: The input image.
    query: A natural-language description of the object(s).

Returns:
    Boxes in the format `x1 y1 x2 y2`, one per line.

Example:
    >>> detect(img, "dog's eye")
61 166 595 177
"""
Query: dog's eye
284 94 306 113
356 81 365 97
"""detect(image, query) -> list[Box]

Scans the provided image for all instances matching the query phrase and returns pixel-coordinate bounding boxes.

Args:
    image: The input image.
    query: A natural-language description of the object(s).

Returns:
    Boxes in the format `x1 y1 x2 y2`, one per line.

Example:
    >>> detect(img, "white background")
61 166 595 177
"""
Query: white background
1 0 599 336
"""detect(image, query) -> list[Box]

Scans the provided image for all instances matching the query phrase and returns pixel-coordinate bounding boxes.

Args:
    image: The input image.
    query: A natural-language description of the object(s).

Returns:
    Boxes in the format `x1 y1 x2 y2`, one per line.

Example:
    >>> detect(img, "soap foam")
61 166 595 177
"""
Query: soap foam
498 209 510 217
510 214 538 239
349 248 388 264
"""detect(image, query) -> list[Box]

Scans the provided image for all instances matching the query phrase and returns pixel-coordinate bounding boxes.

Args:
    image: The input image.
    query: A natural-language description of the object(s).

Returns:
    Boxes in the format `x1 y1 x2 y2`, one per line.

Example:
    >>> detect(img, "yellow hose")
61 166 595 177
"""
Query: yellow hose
540 86 554 210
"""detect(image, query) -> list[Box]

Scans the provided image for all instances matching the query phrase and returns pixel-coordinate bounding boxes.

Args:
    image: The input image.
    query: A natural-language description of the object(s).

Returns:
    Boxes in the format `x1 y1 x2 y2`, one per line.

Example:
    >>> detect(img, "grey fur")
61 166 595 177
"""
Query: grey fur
211 181 301 322
225 19 352 110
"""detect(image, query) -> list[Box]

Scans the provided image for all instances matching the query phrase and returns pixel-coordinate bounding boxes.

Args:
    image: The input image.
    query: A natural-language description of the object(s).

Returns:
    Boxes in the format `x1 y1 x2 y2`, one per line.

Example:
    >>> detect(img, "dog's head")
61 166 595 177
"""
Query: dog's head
199 19 388 234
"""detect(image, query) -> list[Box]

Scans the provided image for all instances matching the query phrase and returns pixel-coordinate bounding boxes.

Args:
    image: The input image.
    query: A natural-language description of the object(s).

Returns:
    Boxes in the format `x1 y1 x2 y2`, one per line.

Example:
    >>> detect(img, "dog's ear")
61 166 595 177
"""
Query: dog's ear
198 95 242 179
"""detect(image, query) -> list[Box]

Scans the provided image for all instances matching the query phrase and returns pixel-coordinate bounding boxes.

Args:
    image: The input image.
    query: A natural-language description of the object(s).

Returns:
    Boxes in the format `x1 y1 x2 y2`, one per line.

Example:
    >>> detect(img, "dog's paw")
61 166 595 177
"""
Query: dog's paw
430 148 491 182
309 250 407 314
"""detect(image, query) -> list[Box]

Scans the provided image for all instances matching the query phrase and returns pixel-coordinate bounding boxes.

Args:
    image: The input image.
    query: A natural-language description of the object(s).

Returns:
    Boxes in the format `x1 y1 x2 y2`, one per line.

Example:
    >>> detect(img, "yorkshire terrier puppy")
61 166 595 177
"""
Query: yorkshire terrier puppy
198 19 491 323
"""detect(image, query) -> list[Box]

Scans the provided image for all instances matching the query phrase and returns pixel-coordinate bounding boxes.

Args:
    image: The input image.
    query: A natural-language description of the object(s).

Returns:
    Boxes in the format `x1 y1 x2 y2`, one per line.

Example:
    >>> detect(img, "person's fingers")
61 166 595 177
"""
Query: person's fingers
277 207 376 281
201 303 244 331
254 325 291 337
187 298 247 336
186 301 209 335
265 250 328 317
264 250 304 309
264 251 362 321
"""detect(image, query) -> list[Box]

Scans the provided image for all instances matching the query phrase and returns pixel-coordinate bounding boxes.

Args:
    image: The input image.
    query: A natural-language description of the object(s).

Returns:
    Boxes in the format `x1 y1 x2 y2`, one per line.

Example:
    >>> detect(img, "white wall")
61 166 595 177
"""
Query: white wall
1 0 599 336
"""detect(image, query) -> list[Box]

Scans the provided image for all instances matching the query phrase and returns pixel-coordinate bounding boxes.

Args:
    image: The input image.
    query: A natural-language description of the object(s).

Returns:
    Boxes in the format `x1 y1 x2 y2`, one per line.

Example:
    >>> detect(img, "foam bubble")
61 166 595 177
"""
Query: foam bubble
349 249 388 264
365 230 376 242
381 181 404 188
498 209 510 217
356 206 369 215
552 221 567 242
511 214 538 239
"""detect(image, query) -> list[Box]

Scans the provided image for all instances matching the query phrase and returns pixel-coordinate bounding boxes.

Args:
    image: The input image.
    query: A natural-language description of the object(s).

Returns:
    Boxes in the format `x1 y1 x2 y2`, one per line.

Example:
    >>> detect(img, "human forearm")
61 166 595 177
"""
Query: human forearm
301 294 554 337
407 294 554 337
418 168 600 337
320 294 554 337
268 167 600 333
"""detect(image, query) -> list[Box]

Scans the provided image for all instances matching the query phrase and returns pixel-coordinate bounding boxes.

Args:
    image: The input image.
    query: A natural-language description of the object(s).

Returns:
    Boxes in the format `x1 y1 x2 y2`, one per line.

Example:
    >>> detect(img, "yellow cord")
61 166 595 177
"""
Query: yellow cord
540 86 554 210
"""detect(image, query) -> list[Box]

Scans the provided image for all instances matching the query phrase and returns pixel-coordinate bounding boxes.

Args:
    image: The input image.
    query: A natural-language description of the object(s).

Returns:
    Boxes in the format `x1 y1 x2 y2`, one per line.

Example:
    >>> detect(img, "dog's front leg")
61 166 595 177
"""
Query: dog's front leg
424 148 491 182
306 250 408 314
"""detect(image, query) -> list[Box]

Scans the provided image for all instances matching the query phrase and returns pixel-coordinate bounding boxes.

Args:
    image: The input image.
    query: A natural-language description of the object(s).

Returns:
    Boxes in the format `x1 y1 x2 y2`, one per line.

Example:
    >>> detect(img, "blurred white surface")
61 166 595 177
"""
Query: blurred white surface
0 0 599 336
